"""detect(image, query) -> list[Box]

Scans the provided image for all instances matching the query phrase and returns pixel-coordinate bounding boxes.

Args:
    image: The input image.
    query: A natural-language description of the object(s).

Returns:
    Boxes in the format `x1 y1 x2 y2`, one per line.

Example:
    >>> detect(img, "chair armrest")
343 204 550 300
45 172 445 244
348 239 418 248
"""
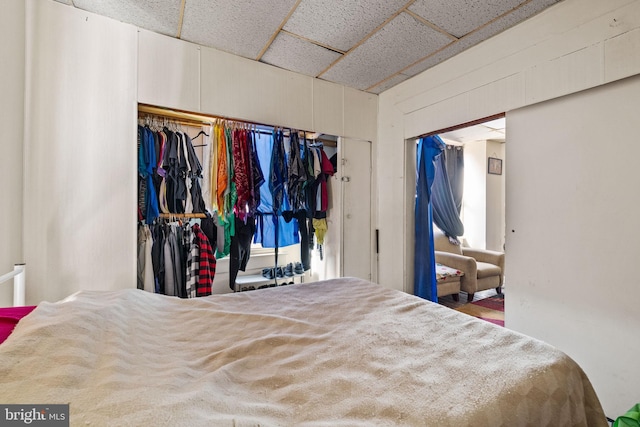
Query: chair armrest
461 248 505 271
434 252 477 278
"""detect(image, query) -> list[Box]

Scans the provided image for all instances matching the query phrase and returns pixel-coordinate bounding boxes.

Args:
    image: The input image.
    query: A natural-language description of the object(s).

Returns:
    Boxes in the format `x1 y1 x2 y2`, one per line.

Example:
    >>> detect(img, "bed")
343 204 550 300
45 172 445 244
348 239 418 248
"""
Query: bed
0 277 607 426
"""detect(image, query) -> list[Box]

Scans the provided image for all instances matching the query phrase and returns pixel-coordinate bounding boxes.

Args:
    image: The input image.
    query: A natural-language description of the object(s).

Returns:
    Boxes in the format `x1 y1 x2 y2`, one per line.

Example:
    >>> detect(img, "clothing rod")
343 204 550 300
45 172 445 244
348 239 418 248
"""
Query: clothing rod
139 115 326 142
138 103 327 140
139 104 216 125
314 139 337 147
138 115 211 129
159 213 208 219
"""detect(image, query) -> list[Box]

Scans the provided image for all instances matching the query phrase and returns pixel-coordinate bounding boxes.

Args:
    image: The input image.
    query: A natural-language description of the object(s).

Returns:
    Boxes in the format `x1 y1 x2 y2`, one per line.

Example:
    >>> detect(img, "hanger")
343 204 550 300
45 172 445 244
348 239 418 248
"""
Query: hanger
191 129 210 148
191 130 209 139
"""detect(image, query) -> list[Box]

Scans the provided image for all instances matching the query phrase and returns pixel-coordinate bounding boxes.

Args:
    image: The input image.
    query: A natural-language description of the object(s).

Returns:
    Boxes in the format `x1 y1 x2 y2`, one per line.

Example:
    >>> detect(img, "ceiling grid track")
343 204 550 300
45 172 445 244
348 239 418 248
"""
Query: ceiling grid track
366 0 543 93
256 0 302 61
279 29 346 55
176 0 186 38
61 0 563 94
316 0 417 78
404 9 458 41
365 39 458 92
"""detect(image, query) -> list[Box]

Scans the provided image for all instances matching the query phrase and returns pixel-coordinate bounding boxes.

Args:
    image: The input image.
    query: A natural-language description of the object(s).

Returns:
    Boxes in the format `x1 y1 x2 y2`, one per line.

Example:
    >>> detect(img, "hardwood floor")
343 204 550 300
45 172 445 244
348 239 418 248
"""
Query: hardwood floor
438 288 502 309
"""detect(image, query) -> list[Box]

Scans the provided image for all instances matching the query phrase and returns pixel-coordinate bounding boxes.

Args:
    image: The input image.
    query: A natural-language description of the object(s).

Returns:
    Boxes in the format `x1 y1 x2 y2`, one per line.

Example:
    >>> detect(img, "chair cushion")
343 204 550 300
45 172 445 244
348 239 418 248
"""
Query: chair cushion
476 262 501 279
436 263 464 282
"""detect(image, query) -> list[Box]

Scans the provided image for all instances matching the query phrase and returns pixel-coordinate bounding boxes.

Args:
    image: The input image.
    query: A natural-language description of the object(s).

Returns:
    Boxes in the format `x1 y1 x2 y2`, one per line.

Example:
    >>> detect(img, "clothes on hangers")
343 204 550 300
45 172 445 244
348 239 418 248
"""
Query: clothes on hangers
315 147 335 214
192 223 216 296
232 127 251 221
254 131 299 248
249 130 265 214
228 216 256 290
137 220 216 298
138 126 160 224
269 128 288 215
286 132 308 213
138 113 337 293
137 224 154 292
137 124 207 223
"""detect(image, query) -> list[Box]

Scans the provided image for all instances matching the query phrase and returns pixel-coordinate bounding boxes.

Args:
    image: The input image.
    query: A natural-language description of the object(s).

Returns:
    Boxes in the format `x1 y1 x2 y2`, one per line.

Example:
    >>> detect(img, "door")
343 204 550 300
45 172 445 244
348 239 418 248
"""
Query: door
340 138 372 280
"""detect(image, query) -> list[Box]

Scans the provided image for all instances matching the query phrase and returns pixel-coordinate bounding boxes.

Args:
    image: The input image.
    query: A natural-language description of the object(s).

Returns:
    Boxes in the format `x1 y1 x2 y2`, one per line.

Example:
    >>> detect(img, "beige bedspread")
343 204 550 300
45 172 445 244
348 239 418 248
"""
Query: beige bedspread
0 278 606 426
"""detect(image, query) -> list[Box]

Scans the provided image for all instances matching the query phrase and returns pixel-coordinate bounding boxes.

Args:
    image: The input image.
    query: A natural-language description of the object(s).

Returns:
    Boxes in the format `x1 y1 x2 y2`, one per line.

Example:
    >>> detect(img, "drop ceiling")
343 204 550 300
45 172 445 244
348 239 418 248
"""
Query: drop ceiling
54 0 563 94
440 117 506 143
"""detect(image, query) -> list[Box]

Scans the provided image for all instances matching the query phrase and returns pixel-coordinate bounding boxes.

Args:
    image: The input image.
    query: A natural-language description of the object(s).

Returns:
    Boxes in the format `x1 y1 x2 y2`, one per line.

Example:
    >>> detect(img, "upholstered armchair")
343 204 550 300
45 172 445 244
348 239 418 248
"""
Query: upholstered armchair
433 228 505 302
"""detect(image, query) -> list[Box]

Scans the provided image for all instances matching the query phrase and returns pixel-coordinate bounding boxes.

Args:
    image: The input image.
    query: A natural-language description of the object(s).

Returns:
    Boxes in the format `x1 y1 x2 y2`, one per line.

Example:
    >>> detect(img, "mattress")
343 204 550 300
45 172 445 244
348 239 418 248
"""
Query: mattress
0 278 607 426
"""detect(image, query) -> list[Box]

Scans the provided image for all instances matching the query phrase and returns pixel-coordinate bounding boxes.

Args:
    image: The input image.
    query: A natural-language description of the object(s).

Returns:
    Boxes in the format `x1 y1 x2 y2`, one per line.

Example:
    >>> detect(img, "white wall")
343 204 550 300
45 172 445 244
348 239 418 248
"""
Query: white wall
378 0 640 418
507 76 640 418
485 140 505 252
138 29 201 112
199 41 378 140
462 141 487 249
23 0 138 304
0 0 25 307
139 28 378 140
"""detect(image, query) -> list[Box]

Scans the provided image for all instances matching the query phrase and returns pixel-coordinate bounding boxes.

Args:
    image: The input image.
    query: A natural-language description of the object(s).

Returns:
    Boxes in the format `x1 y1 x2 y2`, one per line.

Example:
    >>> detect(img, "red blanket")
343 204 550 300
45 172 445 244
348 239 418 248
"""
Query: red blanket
0 306 36 344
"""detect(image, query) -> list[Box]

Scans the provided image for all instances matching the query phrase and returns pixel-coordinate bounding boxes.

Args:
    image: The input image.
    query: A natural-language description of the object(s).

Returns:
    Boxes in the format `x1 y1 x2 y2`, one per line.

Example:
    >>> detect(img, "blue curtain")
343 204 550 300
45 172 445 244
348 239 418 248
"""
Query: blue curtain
414 136 444 301
444 145 464 214
432 146 464 239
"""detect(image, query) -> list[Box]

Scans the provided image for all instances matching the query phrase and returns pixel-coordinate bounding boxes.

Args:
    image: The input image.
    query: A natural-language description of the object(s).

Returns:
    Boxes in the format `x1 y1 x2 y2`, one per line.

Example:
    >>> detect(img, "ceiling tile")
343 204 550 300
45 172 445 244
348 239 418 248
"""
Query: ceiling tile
72 0 181 36
440 124 505 143
283 0 408 52
490 0 562 30
401 32 478 77
321 12 453 90
402 0 561 78
409 0 527 38
63 0 564 94
261 32 342 77
484 117 506 130
181 0 298 60
368 74 411 94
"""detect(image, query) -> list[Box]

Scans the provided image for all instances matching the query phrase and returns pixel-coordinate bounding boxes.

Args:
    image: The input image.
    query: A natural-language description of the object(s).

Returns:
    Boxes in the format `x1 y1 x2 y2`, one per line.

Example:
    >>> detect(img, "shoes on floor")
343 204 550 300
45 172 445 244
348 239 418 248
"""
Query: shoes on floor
262 267 275 279
294 262 304 275
284 263 294 277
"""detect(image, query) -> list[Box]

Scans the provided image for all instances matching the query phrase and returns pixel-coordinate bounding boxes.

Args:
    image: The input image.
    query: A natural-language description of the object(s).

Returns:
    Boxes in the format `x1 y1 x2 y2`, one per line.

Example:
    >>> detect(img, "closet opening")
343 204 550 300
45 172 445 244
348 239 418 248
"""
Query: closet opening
406 114 506 301
136 104 341 296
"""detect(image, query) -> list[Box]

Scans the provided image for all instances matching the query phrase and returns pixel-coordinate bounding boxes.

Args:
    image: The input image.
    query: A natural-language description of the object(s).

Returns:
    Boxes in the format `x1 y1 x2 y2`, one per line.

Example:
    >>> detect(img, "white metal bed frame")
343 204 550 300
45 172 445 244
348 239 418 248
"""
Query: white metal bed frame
0 264 26 306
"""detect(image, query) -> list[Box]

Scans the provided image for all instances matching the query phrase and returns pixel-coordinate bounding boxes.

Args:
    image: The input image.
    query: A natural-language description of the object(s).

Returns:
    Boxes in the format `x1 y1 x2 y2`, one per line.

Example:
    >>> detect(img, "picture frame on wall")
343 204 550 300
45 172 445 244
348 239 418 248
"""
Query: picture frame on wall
488 157 502 175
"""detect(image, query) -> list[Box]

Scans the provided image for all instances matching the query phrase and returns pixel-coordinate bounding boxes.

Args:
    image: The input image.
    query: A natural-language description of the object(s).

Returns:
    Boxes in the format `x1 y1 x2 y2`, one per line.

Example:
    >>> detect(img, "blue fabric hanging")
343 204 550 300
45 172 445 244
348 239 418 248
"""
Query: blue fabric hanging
432 144 464 239
139 126 159 224
414 136 444 301
253 131 299 248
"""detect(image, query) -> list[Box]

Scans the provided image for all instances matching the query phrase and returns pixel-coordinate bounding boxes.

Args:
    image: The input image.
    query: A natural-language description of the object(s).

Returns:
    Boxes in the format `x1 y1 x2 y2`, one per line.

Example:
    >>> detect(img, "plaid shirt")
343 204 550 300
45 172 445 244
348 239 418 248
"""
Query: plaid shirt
185 228 199 298
192 224 216 296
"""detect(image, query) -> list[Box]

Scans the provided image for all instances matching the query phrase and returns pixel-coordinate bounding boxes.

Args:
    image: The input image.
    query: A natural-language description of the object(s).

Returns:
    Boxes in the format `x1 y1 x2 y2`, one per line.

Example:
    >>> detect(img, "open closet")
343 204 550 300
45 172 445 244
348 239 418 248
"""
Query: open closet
136 105 340 296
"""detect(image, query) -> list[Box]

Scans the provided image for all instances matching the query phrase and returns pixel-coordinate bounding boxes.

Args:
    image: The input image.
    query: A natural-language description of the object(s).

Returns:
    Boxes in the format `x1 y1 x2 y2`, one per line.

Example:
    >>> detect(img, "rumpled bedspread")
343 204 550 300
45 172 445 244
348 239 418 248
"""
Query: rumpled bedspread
0 278 607 426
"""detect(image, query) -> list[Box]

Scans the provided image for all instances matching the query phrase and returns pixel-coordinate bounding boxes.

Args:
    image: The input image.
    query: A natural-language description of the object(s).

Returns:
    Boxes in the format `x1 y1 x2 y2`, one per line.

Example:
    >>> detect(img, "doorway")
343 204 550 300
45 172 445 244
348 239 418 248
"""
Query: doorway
437 116 506 251
404 115 506 295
